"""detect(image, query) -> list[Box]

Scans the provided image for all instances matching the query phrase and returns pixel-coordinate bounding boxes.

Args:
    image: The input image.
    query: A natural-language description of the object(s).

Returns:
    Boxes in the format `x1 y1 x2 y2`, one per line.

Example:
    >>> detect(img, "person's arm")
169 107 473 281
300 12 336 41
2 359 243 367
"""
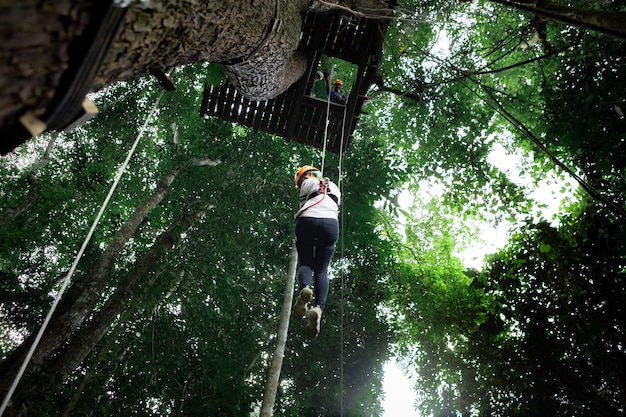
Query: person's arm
300 178 319 196
325 74 337 97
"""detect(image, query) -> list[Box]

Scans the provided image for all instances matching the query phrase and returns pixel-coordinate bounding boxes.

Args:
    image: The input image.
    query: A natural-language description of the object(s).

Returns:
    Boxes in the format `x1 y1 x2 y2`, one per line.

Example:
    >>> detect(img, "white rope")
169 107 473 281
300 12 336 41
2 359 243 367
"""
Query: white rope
338 94 347 417
318 56 348 415
319 59 336 176
313 58 348 414
0 89 164 416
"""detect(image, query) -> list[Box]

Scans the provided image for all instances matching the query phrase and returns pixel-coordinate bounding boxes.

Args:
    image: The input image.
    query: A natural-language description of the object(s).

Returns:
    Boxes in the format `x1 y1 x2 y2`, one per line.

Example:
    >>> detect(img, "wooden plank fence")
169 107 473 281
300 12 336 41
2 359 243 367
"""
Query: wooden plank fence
200 9 393 154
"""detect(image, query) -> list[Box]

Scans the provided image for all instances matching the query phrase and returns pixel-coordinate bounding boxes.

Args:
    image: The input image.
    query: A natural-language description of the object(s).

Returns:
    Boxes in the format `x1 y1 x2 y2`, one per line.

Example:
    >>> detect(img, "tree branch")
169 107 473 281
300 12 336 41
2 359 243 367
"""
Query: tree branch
489 0 626 39
480 84 626 219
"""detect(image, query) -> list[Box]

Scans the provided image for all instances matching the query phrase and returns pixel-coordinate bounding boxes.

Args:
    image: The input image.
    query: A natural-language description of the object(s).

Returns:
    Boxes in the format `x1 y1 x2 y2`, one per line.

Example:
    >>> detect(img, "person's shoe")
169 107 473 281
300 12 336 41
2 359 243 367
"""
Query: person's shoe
306 306 322 339
292 287 313 321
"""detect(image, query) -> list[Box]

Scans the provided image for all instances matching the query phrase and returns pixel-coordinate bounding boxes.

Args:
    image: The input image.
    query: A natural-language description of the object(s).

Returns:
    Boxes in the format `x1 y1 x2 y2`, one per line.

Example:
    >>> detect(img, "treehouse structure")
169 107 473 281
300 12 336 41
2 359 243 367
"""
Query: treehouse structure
0 4 394 156
200 9 393 154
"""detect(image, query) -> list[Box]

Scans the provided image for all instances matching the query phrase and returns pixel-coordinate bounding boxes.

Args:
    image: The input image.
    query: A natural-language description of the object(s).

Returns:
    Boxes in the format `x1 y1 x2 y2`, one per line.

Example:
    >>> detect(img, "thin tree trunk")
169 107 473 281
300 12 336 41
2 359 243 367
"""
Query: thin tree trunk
0 166 180 403
2 203 211 417
60 260 188 416
0 165 179 410
260 245 298 417
53 165 181 326
58 318 125 417
51 204 211 380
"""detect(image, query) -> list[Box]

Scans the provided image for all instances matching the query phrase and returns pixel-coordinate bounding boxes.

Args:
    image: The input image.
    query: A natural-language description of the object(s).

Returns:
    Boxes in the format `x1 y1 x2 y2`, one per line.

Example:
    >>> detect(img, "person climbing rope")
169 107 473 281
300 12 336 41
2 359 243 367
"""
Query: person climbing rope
292 165 341 339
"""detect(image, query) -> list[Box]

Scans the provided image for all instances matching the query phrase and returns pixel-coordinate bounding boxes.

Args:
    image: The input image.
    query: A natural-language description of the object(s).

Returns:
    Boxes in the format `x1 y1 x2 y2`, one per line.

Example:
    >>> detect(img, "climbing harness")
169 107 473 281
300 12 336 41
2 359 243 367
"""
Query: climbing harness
0 90 164 417
294 161 338 219
300 177 339 207
294 177 339 219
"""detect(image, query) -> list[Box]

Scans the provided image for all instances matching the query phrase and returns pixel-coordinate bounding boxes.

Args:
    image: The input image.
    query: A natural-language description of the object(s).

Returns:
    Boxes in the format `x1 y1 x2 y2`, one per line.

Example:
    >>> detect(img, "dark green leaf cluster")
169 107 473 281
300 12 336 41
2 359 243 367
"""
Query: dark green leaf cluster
464 206 625 417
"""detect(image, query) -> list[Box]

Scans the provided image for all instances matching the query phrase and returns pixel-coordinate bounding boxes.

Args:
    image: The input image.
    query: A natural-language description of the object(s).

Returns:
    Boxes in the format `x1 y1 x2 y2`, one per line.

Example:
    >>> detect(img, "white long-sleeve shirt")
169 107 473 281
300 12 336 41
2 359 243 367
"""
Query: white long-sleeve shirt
295 177 341 219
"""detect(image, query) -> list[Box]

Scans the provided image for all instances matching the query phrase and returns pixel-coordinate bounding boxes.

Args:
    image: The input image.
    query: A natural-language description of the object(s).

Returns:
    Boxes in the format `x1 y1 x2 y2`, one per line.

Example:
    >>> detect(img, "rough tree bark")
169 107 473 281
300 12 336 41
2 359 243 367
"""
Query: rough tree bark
0 0 395 139
98 0 310 100
0 0 312 134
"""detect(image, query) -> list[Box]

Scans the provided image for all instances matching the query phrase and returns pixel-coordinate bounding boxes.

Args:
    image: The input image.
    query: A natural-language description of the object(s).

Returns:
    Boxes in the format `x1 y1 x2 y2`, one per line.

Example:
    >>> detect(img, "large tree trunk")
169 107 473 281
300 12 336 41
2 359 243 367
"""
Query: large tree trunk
0 0 311 136
0 0 402 155
99 0 310 100
1 0 400 141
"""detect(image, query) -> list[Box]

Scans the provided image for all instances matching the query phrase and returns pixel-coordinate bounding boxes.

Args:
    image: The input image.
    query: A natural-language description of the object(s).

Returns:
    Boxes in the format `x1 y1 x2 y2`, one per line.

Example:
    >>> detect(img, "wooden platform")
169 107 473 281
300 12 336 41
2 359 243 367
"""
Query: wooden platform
200 10 392 154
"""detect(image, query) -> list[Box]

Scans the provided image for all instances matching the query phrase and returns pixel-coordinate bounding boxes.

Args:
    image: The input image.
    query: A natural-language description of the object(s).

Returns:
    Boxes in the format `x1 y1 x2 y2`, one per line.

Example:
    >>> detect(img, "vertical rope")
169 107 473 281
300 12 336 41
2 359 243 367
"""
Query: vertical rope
0 89 164 417
319 58 335 176
318 56 346 414
338 96 347 417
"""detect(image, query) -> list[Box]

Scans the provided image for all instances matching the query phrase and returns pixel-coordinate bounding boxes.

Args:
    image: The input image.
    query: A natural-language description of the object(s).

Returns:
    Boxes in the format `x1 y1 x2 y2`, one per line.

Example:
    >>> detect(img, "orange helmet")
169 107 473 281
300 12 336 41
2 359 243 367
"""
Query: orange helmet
334 79 343 86
294 165 321 188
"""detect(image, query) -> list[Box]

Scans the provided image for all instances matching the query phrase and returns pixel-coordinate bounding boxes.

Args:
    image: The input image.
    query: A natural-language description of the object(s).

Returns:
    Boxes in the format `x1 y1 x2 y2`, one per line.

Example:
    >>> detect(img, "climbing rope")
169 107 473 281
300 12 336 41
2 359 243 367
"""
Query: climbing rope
319 59 335 177
0 89 164 417
338 117 346 417
319 56 349 416
318 55 348 411
337 86 347 417
304 55 349 414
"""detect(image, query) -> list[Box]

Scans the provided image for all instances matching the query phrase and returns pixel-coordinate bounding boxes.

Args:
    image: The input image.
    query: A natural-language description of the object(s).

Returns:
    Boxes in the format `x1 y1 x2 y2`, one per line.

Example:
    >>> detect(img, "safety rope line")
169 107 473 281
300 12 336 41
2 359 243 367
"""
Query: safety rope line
323 56 348 416
319 58 335 177
311 56 347 414
338 103 346 417
0 89 164 417
330 72 348 415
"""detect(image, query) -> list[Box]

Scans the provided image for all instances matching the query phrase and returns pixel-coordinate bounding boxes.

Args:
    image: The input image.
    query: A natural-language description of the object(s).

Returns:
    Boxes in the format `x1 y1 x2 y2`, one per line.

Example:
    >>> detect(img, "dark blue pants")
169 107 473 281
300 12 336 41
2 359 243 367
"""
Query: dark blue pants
295 217 339 310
